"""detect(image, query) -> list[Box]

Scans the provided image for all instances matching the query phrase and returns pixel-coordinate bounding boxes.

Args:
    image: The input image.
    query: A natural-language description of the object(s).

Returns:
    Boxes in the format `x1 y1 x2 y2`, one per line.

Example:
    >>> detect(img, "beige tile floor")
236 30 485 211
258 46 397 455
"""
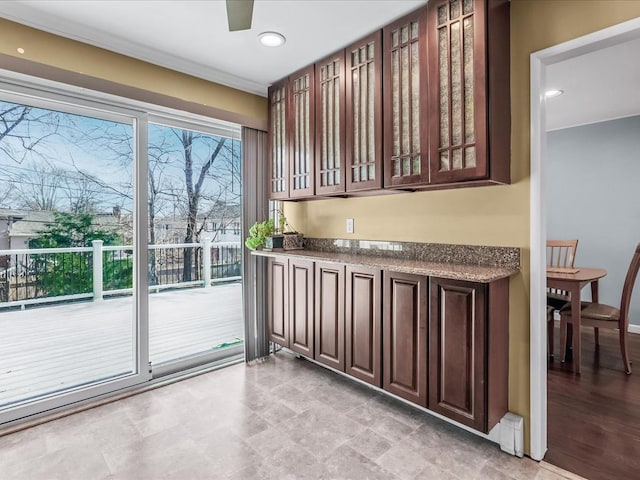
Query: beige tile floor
0 353 574 480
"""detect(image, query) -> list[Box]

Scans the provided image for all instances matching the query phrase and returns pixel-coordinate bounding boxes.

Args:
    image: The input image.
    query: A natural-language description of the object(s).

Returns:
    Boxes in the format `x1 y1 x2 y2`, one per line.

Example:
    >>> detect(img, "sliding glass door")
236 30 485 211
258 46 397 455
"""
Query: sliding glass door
0 88 150 424
147 119 244 372
0 80 244 425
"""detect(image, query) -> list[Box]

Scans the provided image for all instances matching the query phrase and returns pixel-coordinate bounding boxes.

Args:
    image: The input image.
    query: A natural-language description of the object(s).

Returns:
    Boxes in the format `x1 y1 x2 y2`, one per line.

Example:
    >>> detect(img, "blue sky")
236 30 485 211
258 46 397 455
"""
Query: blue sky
0 100 241 217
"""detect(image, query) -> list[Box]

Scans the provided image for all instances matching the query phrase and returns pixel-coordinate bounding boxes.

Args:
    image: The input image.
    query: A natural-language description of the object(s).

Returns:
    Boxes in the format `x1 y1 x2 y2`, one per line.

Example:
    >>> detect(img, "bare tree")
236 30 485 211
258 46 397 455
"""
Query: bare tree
60 171 102 214
14 161 62 211
0 182 14 205
0 103 62 164
1 100 129 214
179 130 227 280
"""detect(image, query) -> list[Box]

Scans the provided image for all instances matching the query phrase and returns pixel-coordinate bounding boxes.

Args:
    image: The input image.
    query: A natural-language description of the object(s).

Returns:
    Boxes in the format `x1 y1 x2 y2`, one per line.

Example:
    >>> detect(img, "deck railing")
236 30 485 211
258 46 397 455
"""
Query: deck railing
0 240 242 309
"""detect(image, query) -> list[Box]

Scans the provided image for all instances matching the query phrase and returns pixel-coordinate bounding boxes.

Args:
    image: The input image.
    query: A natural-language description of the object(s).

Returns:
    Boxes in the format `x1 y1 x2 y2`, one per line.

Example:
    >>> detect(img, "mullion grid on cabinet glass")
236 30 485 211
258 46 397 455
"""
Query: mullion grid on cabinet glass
437 0 476 172
390 21 421 179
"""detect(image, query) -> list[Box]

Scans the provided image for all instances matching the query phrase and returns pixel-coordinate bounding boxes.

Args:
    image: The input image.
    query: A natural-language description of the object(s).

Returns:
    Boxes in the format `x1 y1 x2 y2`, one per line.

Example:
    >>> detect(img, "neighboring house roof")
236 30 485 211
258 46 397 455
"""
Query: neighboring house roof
0 209 125 238
3 210 54 238
197 203 241 220
0 208 31 220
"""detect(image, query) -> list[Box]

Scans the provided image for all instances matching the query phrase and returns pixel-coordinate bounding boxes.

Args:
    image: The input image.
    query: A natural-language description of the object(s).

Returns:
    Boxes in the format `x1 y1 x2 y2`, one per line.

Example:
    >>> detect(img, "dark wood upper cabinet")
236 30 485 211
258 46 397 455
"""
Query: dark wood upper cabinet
267 78 289 199
267 1 509 198
267 257 289 347
382 8 430 189
427 0 510 185
345 265 382 387
345 31 383 192
315 262 345 370
289 258 315 357
429 276 508 433
315 51 347 196
383 271 428 407
289 65 315 198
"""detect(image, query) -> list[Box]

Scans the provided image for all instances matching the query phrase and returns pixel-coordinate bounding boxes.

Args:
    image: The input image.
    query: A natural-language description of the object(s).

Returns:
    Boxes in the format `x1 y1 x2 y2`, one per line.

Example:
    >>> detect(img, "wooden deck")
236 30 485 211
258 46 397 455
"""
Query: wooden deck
0 283 243 408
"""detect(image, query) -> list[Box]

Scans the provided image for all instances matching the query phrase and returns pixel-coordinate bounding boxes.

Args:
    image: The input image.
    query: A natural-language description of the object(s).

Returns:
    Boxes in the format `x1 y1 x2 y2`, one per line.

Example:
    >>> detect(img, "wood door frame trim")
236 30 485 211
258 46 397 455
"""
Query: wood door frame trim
529 16 640 462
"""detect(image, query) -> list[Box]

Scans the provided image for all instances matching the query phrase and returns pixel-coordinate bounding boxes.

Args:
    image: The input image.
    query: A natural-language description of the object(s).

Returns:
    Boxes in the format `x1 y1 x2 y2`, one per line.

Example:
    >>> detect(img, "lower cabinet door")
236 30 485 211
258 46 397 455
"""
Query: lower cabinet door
429 277 487 432
345 266 382 386
382 271 428 406
289 259 315 357
314 262 345 371
267 257 289 347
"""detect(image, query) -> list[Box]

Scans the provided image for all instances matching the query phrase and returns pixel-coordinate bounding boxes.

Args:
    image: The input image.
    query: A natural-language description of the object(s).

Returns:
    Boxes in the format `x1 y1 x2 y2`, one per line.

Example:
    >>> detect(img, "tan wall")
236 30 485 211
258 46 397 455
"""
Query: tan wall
3 2 640 456
0 19 267 128
285 0 640 454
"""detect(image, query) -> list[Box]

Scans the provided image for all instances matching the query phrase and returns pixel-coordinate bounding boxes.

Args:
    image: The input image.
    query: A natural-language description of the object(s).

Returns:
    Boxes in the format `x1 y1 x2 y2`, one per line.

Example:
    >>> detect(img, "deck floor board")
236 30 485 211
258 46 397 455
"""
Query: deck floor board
0 283 243 407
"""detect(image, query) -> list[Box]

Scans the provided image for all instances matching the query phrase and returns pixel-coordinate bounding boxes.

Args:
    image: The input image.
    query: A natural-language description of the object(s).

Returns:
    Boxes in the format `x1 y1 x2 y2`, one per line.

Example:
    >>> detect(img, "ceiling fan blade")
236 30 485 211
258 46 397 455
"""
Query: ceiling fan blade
226 0 254 31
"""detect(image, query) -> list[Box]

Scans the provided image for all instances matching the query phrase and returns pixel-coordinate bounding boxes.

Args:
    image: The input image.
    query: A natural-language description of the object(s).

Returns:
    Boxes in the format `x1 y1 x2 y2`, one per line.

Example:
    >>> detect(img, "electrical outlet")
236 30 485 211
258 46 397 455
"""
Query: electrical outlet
346 218 354 234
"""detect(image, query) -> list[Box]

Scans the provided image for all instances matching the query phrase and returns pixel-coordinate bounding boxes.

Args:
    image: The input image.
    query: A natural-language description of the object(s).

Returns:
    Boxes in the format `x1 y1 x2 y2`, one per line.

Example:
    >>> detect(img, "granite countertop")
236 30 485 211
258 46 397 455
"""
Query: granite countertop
251 249 519 283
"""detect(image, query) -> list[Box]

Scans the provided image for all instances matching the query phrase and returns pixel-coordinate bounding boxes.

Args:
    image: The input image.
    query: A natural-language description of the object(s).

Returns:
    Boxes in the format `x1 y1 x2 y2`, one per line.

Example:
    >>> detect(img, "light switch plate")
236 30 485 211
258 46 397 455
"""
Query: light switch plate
346 218 354 234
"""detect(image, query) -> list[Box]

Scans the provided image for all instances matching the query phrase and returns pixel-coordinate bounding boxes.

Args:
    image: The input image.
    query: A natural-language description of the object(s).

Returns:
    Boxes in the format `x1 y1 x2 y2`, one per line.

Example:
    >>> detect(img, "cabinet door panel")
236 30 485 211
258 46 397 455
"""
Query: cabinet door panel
428 0 488 183
289 66 315 198
267 257 289 347
268 79 289 199
345 31 383 192
383 9 430 188
315 262 345 370
383 271 427 406
316 51 347 195
429 277 486 431
289 259 314 357
345 266 381 386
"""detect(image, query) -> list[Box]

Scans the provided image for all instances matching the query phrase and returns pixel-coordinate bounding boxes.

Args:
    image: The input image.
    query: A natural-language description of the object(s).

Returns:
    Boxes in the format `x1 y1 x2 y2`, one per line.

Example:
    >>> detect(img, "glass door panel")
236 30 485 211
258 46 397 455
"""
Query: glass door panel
147 122 243 368
0 95 146 422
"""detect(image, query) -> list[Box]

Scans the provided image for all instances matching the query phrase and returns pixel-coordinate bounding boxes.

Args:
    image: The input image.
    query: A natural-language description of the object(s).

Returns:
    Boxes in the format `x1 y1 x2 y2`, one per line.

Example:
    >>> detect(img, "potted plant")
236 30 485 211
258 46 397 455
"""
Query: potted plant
245 211 304 251
279 212 304 250
244 219 275 250
265 213 286 250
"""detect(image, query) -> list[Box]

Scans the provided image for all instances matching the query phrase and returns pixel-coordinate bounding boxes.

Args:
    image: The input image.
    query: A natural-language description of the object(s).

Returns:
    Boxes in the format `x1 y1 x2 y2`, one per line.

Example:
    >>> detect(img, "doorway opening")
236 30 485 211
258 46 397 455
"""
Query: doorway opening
530 15 640 473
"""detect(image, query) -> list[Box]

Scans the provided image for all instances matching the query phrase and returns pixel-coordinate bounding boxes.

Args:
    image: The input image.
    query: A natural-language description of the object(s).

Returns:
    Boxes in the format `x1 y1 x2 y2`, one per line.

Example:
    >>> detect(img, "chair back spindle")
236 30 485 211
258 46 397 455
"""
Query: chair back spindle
546 240 578 268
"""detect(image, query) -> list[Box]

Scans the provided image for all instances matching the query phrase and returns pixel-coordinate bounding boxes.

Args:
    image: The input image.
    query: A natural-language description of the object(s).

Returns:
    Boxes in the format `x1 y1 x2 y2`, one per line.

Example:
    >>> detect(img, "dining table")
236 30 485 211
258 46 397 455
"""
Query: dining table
546 266 607 374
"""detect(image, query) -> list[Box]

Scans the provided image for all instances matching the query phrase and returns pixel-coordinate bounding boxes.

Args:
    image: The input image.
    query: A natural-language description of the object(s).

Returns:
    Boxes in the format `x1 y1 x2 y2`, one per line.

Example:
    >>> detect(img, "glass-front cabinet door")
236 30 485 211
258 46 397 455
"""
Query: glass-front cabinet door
315 51 346 196
383 8 429 188
268 78 289 199
345 31 383 192
289 66 315 199
427 0 488 183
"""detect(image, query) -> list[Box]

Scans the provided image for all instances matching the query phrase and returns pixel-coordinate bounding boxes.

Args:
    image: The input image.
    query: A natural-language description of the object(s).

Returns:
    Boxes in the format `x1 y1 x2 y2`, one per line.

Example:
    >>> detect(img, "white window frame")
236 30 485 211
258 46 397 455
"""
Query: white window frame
0 67 242 426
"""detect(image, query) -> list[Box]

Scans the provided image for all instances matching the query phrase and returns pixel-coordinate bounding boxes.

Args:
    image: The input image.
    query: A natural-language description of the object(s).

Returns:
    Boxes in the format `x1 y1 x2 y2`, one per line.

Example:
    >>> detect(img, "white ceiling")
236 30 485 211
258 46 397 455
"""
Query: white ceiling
545 35 640 131
1 1 639 130
0 0 427 97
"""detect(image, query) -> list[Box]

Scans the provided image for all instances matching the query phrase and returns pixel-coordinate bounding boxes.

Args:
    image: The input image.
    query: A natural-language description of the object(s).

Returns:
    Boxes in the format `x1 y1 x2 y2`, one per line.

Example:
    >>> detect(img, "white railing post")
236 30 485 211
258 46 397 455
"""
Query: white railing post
202 239 212 288
92 240 104 301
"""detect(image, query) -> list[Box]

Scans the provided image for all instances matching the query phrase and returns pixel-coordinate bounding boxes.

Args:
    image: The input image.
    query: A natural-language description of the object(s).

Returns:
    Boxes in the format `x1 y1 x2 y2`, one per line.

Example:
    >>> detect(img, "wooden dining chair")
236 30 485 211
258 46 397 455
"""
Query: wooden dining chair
560 243 640 374
546 240 579 358
547 305 556 359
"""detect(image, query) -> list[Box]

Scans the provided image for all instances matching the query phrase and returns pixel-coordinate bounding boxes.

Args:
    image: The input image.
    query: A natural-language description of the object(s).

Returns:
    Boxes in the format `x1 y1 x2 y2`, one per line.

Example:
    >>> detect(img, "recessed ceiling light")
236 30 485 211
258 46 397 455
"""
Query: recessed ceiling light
16 47 25 54
258 31 286 48
545 89 564 98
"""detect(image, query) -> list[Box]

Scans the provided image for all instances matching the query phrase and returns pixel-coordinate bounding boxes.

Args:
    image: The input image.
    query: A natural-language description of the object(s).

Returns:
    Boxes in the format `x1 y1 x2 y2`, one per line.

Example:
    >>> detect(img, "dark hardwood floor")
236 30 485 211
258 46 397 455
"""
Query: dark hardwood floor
546 322 640 480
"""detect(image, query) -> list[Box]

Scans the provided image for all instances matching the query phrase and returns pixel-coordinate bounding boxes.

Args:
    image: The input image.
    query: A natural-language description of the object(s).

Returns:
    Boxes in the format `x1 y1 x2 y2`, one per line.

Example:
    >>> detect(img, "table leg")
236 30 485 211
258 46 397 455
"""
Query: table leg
591 280 600 347
571 285 582 374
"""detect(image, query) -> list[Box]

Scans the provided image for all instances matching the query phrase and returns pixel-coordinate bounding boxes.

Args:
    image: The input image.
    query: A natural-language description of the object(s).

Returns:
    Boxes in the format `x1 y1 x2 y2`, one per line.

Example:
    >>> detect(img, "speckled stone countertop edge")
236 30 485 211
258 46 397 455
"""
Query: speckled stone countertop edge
251 249 519 283
304 238 520 269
